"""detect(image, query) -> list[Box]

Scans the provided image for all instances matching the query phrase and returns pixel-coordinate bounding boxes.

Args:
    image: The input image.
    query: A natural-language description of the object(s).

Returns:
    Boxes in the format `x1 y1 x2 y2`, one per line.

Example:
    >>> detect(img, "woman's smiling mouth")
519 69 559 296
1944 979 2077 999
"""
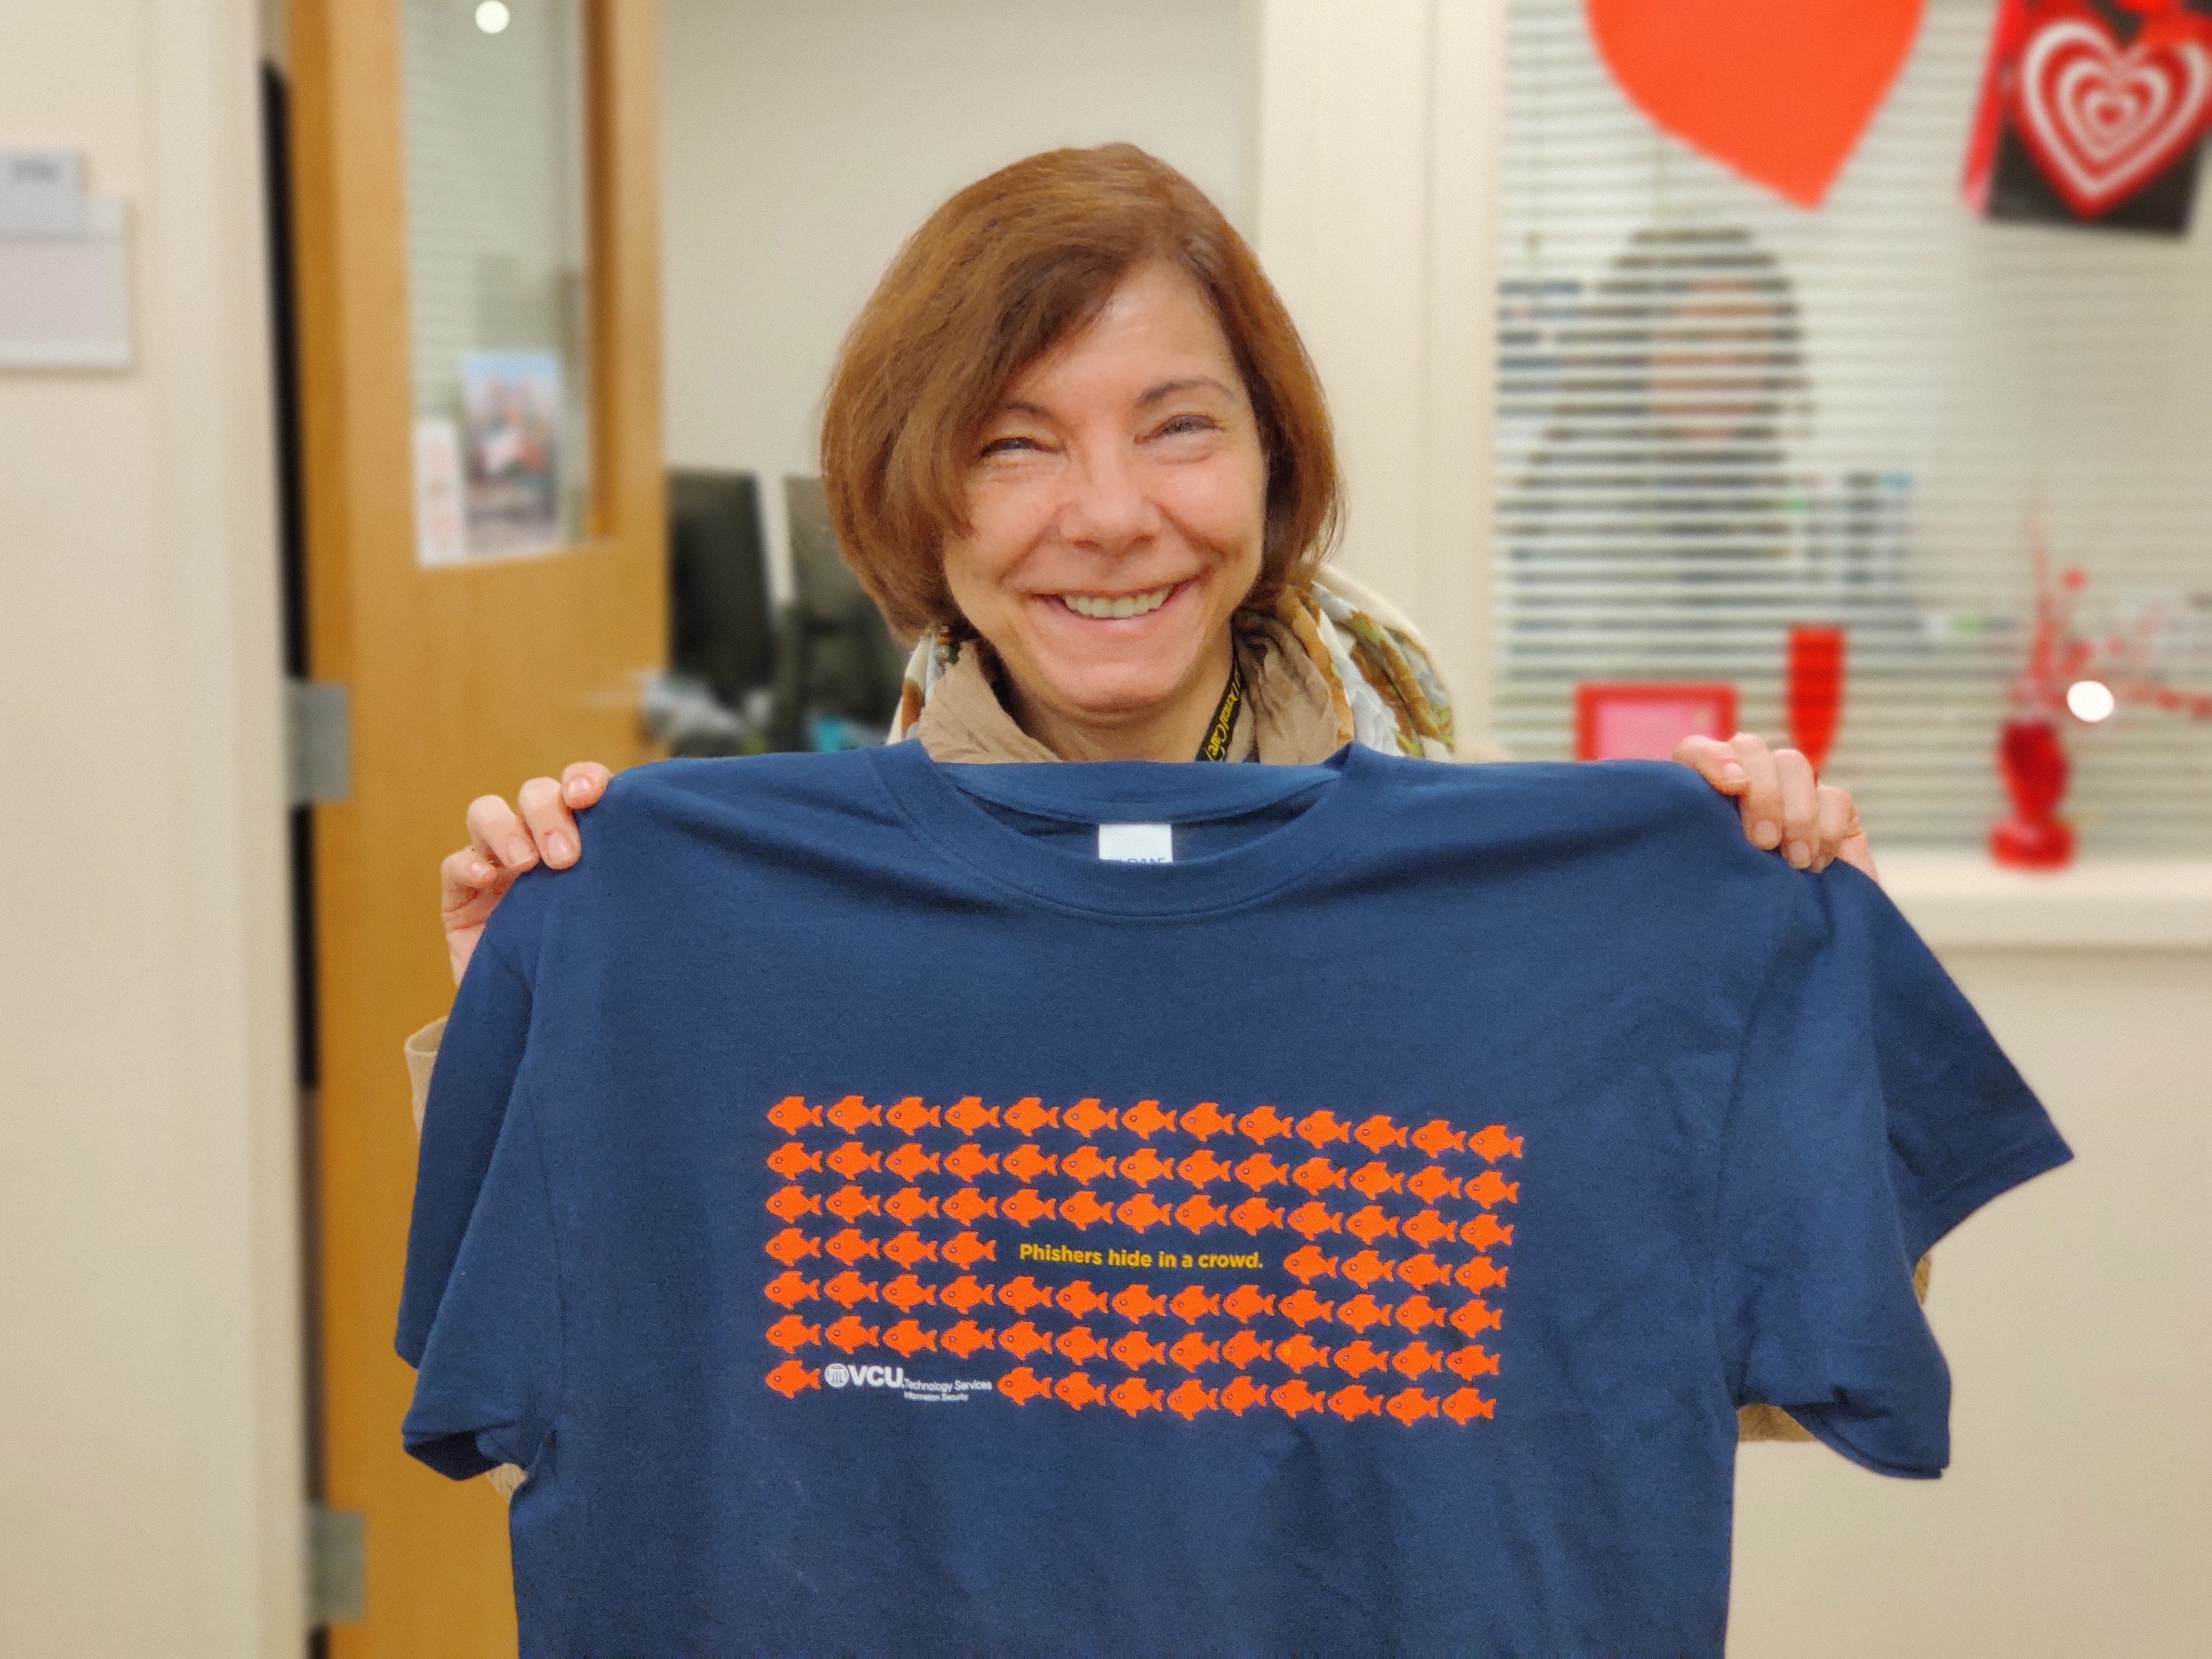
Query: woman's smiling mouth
1055 582 1181 619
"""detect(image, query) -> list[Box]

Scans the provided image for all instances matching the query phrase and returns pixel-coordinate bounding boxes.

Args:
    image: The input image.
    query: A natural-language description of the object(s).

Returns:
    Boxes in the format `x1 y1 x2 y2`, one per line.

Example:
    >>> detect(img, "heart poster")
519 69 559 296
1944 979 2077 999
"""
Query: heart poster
1964 0 2212 234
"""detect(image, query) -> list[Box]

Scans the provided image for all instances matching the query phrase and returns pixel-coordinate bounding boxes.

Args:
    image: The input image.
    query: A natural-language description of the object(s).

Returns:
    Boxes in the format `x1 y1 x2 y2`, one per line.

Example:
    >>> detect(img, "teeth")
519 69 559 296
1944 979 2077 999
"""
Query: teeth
1060 586 1172 620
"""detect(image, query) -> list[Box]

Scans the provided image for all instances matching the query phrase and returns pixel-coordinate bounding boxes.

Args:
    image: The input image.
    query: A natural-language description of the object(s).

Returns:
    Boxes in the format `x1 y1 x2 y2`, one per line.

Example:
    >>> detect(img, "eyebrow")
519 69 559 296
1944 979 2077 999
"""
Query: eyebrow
990 377 1237 423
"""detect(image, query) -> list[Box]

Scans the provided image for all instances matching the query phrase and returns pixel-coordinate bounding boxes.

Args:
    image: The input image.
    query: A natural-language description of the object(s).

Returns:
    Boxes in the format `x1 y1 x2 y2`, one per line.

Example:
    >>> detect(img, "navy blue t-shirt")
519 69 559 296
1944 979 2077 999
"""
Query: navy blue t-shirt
399 743 2068 1657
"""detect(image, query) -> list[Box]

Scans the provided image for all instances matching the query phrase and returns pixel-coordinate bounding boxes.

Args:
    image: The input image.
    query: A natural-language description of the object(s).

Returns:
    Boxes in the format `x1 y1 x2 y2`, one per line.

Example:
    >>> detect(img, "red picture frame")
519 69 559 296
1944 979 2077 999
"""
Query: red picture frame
1574 682 1738 761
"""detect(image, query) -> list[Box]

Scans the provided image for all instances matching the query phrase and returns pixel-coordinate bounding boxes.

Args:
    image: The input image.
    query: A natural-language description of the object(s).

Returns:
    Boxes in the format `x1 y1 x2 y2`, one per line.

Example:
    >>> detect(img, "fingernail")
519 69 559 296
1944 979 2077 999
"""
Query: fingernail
566 778 590 802
1722 763 1745 782
1788 840 1812 868
546 833 573 865
471 860 493 881
508 839 534 866
1754 821 1781 849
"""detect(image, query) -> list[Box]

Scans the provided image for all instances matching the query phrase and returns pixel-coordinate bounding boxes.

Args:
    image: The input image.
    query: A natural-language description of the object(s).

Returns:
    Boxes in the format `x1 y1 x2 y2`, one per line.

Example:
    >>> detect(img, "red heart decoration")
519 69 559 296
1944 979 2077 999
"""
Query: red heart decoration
1587 0 1924 207
2013 8 2212 213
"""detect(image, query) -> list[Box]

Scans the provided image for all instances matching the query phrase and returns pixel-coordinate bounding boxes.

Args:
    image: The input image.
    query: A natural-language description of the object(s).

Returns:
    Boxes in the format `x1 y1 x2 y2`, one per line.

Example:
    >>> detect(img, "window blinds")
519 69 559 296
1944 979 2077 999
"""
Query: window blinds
1494 0 2212 851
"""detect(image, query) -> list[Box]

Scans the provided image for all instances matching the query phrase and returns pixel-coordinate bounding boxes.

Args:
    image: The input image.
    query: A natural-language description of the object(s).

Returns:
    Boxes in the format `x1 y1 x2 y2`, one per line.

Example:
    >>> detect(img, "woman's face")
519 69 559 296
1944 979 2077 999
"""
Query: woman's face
943 262 1268 754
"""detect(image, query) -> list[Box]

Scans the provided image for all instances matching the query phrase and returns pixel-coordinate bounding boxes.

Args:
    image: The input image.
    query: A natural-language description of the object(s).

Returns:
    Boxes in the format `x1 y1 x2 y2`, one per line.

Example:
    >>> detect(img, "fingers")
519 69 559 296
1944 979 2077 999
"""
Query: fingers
1811 784 1860 873
440 846 513 985
1775 748 1819 869
1728 734 1784 853
466 793 538 873
516 775 581 869
560 761 612 810
1836 830 1879 882
1671 735 1748 795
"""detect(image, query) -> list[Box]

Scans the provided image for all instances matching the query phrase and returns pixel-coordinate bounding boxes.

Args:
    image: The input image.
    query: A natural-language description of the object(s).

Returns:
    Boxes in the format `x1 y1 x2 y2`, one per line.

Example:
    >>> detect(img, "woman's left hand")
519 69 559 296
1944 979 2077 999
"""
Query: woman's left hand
1672 733 1876 879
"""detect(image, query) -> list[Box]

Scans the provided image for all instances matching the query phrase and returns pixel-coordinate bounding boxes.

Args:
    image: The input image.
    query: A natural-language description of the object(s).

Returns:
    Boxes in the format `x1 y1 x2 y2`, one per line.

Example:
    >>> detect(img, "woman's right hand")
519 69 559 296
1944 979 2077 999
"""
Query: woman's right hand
440 761 611 984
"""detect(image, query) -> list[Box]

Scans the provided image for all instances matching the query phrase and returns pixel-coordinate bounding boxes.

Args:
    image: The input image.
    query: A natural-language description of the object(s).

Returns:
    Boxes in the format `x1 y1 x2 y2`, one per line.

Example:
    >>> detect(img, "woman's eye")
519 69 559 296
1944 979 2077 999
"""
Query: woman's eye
1155 414 1219 439
980 435 1041 458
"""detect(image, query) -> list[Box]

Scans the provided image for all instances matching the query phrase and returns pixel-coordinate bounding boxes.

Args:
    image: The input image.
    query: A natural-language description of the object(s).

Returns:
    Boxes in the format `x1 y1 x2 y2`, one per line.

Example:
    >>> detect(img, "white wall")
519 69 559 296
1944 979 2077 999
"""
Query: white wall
0 2 301 1653
659 0 1257 597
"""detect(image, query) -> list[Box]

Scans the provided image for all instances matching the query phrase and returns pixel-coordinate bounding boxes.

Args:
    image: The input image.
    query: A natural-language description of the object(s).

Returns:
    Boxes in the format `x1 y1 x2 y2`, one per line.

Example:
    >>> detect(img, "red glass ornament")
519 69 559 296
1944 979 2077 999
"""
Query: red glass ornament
1990 716 2075 868
1786 625 1846 773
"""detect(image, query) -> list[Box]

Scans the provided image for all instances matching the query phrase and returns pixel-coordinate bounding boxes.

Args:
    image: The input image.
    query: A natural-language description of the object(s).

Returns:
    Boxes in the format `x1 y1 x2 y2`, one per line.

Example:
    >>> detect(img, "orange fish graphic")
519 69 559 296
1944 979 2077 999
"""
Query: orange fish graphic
1391 1339 1444 1379
942 1232 995 1271
942 1188 998 1227
765 1228 822 1268
1222 1285 1275 1322
882 1274 936 1314
1234 1151 1292 1192
1337 1293 1392 1334
1001 1188 1057 1228
765 1314 821 1354
1111 1331 1167 1369
1180 1100 1235 1141
1004 1095 1059 1136
1345 1204 1400 1247
943 1142 999 1183
885 1144 941 1183
1229 1197 1285 1237
1056 1324 1110 1365
1401 1208 1454 1250
1462 1214 1514 1252
1060 1190 1113 1232
1166 1378 1218 1421
1295 1109 1353 1150
1386 1385 1442 1426
1219 1374 1269 1416
1342 1249 1395 1290
1057 1279 1109 1319
1237 1104 1295 1146
1055 1370 1108 1411
1119 1098 1176 1140
941 1274 995 1317
1349 1160 1404 1201
1453 1257 1507 1296
765 1271 822 1309
1287 1201 1344 1241
1116 1192 1173 1234
766 1095 823 1135
1175 1193 1230 1234
1063 1097 1119 1139
767 1141 824 1180
1328 1383 1386 1421
998 1366 1053 1406
1110 1378 1164 1417
826 1141 882 1181
1442 1386 1496 1425
1119 1146 1175 1188
1061 1144 1117 1186
998 1275 1052 1317
826 1185 881 1225
1282 1246 1338 1286
1290 1156 1347 1196
1177 1148 1235 1188
1468 1124 1523 1164
1448 1299 1503 1338
1394 1294 1446 1334
1222 1328 1272 1369
765 1359 821 1399
999 1321 1052 1363
1332 1339 1390 1379
1271 1378 1327 1418
1406 1165 1461 1204
826 1095 882 1135
1410 1118 1465 1158
1467 1171 1519 1208
885 1096 941 1135
1278 1288 1335 1328
1446 1344 1499 1380
824 1314 879 1353
1166 1331 1219 1370
885 1187 940 1226
1168 1284 1222 1322
1395 1253 1449 1292
1111 1282 1170 1323
883 1319 937 1359
945 1095 1000 1136
1352 1113 1408 1154
1276 1332 1333 1373
943 1319 997 1360
766 1186 822 1224
882 1231 938 1271
1002 1142 1056 1183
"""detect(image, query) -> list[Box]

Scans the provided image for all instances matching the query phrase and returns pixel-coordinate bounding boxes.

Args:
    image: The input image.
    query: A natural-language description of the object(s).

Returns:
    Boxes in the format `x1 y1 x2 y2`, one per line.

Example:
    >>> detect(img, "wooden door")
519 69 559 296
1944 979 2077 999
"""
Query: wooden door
286 2 662 1651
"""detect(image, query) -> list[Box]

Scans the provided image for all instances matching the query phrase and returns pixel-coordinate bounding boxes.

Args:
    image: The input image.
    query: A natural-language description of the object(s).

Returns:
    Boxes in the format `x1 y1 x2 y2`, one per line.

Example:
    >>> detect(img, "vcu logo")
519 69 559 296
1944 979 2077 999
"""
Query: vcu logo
825 1363 907 1389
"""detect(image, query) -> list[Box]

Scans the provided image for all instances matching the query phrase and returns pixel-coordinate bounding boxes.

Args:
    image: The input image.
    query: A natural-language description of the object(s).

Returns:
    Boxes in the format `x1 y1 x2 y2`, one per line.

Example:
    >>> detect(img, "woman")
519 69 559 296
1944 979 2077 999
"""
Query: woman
431 144 1868 988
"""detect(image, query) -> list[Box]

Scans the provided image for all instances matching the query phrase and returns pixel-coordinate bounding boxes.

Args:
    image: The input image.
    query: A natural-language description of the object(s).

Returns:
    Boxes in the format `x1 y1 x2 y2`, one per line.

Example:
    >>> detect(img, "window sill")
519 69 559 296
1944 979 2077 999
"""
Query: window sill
1876 851 2212 952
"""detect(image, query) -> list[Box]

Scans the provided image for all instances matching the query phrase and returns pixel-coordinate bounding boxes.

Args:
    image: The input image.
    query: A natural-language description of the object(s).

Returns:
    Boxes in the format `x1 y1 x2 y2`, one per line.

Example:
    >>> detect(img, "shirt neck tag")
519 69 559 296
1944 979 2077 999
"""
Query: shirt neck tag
1097 822 1174 864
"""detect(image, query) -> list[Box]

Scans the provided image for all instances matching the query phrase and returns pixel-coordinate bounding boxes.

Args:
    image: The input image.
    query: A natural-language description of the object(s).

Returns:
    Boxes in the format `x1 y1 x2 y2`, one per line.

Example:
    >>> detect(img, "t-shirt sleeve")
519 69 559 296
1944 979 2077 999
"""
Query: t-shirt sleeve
1713 869 2069 1478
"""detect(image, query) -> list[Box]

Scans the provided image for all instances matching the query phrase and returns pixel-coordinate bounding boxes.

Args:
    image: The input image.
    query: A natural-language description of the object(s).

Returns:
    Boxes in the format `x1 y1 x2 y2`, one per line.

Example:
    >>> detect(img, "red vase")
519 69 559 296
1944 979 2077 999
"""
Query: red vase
1990 716 2074 869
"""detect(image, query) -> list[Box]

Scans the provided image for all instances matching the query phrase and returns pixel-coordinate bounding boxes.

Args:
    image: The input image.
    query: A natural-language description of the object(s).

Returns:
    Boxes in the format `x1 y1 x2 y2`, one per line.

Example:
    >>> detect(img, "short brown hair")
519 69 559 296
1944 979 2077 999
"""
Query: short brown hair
820 143 1340 639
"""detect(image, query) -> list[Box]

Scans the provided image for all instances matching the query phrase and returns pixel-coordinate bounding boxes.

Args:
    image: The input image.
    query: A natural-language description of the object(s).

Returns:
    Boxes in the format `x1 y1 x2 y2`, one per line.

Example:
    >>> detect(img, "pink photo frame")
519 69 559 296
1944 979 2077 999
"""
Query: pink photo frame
1574 682 1739 762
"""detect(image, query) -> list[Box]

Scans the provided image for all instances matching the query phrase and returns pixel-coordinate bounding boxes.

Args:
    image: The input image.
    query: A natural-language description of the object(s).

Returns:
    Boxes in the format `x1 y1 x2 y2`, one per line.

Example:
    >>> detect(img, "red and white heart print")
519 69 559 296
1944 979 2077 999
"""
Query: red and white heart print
2013 11 2212 213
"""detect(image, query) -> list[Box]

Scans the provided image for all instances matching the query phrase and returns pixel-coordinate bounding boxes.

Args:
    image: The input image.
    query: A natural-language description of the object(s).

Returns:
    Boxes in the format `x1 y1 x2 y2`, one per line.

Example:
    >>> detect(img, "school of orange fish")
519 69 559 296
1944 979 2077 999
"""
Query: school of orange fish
758 1094 1520 1426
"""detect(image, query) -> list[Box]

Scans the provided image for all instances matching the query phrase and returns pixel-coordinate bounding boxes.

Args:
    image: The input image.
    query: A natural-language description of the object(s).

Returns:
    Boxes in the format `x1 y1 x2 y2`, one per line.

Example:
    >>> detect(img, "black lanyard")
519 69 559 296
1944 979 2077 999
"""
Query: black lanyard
1196 659 1245 761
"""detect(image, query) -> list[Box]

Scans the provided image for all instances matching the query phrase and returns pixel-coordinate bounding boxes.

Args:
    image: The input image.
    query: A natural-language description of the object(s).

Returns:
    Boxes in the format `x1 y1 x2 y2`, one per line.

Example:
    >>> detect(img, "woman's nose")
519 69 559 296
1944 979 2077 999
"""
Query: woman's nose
1056 446 1159 551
